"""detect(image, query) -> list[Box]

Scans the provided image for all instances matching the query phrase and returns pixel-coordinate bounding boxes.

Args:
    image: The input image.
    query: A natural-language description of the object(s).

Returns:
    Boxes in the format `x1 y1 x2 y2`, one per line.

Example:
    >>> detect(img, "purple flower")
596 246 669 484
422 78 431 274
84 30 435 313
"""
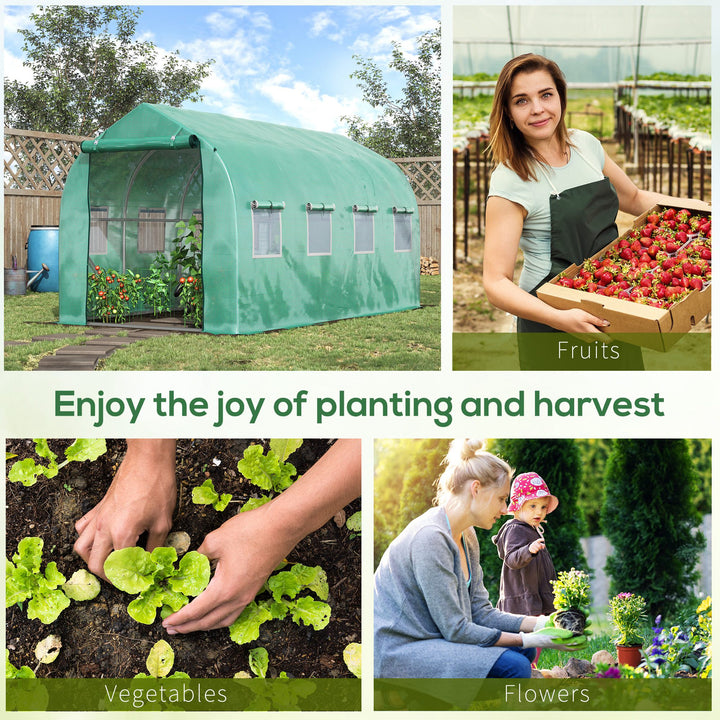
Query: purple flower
597 667 622 679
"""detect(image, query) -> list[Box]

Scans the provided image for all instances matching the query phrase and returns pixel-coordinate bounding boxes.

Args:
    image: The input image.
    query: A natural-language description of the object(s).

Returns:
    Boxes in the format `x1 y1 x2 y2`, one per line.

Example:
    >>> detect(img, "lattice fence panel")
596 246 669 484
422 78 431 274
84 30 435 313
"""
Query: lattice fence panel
4 128 89 195
391 157 440 203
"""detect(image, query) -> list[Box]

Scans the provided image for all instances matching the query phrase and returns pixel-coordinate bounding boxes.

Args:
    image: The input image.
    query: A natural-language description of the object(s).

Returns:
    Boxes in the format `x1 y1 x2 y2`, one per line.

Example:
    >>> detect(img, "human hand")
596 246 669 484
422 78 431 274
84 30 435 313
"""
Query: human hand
529 539 545 555
162 503 295 634
73 440 177 579
162 439 361 634
553 308 610 334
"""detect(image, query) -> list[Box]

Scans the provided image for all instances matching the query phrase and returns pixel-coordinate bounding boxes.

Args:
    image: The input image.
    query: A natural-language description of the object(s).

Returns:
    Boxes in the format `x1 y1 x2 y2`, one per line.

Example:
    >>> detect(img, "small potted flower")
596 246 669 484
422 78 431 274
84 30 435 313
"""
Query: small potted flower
609 592 647 667
550 568 591 634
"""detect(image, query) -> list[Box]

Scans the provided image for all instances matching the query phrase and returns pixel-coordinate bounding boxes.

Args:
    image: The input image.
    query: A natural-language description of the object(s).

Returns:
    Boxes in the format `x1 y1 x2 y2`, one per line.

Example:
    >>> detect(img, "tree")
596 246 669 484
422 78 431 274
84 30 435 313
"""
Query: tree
601 439 705 619
342 24 440 157
5 6 212 135
373 438 449 567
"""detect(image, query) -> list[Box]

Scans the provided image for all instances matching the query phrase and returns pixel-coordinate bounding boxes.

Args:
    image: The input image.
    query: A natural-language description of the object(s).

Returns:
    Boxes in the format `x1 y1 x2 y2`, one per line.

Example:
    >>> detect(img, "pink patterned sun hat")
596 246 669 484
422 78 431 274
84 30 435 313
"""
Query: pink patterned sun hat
507 472 558 514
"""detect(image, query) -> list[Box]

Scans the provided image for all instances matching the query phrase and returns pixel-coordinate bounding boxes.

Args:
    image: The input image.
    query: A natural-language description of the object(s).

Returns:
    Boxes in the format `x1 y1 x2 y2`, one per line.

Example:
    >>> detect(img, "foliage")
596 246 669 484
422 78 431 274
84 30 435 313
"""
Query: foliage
632 94 711 135
248 647 269 679
191 478 232 512
103 546 210 625
373 439 449 567
343 642 361 678
228 563 330 645
62 569 101 601
8 438 107 486
626 72 711 83
87 266 144 322
6 537 71 624
134 639 189 679
6 649 35 679
4 6 212 135
172 217 204 327
601 439 705 619
343 24 440 157
644 613 707 678
609 592 648 646
552 568 591 613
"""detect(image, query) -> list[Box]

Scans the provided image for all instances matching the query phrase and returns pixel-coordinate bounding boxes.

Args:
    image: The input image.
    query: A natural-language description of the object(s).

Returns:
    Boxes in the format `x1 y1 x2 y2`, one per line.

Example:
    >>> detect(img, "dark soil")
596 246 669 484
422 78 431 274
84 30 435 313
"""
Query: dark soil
554 608 587 636
6 438 360 679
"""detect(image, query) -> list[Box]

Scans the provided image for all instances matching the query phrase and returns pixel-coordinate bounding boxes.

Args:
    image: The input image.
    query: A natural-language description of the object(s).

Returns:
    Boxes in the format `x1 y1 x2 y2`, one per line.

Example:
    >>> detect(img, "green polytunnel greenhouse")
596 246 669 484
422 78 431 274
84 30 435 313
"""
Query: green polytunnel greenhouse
58 103 420 334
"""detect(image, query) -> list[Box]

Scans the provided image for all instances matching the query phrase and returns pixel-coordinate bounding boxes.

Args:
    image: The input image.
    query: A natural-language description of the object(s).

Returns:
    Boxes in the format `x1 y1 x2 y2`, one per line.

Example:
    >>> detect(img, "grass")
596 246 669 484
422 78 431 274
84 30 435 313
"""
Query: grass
4 277 440 371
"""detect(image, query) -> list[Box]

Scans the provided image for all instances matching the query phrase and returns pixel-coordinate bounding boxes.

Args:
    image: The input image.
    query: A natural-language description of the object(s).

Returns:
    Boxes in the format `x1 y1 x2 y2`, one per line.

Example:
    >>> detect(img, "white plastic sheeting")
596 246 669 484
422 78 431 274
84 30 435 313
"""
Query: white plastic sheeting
453 5 711 82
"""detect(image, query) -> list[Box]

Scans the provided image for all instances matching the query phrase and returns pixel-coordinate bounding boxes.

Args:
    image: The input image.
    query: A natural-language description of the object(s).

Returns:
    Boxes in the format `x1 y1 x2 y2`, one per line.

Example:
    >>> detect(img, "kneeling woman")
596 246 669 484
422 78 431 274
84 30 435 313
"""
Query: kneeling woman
374 439 579 679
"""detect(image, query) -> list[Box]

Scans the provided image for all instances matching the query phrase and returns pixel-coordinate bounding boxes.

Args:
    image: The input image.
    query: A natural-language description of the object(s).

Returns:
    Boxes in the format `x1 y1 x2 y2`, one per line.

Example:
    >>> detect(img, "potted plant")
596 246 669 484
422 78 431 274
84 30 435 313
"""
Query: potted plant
609 592 647 667
550 568 591 634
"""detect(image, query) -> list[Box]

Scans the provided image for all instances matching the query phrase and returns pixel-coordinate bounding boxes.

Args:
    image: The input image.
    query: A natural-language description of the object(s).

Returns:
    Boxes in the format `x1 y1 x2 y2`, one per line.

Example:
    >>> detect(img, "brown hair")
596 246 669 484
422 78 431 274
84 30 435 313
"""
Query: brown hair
488 53 571 182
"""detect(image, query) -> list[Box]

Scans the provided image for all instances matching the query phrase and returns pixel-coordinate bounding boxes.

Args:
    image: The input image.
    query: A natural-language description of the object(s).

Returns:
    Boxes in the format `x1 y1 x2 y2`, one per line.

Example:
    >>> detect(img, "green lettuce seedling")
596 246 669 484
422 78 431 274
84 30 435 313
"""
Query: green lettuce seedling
8 439 107 487
6 649 35 679
229 563 330 646
134 639 189 679
6 537 71 624
191 477 232 512
104 546 210 625
237 443 298 493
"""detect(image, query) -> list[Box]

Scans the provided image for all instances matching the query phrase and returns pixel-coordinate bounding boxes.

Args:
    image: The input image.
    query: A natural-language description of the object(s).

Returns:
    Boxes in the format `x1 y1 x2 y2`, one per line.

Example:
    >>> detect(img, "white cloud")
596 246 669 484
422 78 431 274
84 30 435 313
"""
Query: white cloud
308 11 340 39
3 50 33 85
255 73 369 134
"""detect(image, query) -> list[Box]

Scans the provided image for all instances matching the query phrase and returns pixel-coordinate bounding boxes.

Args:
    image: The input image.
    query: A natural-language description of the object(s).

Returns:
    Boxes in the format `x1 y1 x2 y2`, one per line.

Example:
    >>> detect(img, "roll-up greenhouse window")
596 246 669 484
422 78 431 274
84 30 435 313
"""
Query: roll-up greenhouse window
251 201 284 258
353 205 377 254
138 208 166 253
306 203 335 256
393 207 414 252
90 206 109 255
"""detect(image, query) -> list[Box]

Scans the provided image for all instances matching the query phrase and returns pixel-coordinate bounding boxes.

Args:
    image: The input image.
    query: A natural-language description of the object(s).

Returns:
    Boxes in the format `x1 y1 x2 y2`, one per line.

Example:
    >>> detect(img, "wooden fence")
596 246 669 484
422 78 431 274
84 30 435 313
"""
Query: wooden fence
4 127 442 272
390 156 441 267
4 128 90 268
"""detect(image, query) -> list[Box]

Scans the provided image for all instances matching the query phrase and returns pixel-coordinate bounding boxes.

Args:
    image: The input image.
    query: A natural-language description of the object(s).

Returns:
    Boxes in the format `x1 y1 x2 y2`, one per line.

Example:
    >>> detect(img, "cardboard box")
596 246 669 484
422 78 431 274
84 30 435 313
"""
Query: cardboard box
537 203 711 351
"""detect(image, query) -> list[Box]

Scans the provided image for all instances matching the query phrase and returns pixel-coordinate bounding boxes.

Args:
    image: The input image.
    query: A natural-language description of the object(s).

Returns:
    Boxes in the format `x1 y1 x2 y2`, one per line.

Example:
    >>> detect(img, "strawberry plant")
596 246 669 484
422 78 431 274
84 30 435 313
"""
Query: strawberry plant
6 537 71 624
103 546 210 625
8 438 107 487
552 207 711 308
228 563 331 645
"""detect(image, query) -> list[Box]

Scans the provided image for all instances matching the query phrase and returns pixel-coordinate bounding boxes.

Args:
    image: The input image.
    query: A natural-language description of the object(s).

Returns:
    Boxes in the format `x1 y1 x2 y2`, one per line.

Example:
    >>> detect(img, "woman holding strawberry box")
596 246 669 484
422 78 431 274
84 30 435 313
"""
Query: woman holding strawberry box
481 53 708 368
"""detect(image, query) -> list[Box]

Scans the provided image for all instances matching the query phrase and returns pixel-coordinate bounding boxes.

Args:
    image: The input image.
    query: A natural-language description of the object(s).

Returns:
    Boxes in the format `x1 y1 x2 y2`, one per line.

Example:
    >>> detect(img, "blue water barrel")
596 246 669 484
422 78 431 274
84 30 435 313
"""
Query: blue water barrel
26 225 59 292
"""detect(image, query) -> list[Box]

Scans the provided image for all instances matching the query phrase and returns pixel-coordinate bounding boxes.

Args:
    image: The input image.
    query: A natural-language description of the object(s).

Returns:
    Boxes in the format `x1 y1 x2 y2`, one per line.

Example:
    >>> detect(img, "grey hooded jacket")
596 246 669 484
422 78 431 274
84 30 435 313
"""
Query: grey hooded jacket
374 506 525 678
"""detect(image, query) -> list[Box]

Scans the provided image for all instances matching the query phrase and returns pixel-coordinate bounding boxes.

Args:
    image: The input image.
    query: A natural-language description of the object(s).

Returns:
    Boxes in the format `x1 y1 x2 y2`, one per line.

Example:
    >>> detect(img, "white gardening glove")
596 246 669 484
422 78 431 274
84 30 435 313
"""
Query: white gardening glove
532 615 551 632
520 627 588 652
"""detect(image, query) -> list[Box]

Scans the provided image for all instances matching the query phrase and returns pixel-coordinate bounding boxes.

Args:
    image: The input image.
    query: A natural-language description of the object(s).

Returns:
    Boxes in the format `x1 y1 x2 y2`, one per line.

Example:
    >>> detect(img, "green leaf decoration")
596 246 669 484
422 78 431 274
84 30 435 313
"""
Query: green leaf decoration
145 639 175 678
8 458 45 486
104 547 156 594
290 597 331 630
6 564 33 607
249 647 269 678
215 493 232 512
168 551 210 596
43 562 67 589
343 642 361 678
229 601 273 645
64 438 107 463
269 439 303 462
346 511 362 532
149 546 178 581
192 478 232 511
62 569 101 601
128 587 165 625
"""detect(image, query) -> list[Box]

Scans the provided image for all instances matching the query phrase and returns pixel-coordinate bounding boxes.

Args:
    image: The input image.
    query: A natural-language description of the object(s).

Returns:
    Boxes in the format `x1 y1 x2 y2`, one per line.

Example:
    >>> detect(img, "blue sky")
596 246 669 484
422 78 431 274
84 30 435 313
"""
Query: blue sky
4 4 440 134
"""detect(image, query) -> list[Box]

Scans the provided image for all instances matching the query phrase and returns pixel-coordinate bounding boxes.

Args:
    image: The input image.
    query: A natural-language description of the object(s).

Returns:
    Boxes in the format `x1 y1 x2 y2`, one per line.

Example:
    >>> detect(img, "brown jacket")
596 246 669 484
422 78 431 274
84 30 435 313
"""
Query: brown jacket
492 518 557 615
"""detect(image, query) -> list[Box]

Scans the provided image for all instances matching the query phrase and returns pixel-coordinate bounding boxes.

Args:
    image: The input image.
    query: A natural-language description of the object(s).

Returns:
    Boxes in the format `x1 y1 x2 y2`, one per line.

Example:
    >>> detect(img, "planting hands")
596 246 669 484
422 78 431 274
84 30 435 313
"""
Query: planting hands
74 440 177 579
520 626 589 652
162 439 361 634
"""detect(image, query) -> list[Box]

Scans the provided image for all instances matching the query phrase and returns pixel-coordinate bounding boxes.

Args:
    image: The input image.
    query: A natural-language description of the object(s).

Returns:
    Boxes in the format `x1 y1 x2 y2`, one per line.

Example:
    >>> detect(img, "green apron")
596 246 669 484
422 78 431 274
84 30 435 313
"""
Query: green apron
516 175 644 369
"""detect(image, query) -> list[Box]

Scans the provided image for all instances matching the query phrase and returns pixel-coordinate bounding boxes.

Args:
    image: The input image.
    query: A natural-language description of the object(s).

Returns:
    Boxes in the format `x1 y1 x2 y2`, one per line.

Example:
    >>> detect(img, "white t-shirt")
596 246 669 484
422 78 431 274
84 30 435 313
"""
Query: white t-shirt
488 129 607 291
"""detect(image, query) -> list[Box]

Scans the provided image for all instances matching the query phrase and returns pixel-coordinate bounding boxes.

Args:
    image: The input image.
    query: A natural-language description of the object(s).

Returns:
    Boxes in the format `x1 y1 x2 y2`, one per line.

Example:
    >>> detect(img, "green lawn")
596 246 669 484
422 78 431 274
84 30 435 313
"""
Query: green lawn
4 277 440 371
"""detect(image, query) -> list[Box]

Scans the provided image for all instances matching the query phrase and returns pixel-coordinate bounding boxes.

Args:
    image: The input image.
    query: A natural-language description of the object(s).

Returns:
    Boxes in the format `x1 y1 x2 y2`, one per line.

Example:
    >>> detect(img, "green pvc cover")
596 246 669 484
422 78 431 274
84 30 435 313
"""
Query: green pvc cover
58 103 420 334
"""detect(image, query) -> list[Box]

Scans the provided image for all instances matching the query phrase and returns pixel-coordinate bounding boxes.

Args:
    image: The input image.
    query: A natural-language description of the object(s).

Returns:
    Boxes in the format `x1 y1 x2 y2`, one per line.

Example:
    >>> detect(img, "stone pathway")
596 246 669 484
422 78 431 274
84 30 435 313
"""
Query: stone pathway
8 318 197 371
